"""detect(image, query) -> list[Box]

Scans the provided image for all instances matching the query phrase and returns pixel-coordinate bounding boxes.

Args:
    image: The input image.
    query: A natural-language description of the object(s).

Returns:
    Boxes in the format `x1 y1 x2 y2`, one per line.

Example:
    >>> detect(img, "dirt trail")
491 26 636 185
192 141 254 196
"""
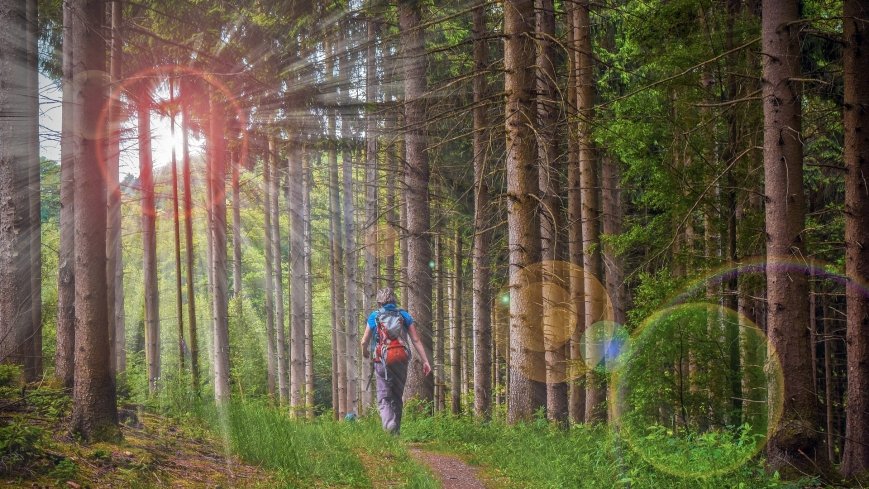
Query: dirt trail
408 447 487 489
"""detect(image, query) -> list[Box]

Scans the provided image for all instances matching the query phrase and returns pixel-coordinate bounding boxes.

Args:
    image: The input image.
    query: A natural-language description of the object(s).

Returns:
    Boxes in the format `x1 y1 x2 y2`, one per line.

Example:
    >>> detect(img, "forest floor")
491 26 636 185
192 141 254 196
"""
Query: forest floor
406 445 489 489
0 380 273 488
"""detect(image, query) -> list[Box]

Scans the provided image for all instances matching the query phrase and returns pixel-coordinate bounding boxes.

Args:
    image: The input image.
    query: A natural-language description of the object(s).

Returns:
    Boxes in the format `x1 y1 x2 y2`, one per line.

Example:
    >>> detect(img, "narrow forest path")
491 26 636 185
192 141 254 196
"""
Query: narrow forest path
408 446 488 489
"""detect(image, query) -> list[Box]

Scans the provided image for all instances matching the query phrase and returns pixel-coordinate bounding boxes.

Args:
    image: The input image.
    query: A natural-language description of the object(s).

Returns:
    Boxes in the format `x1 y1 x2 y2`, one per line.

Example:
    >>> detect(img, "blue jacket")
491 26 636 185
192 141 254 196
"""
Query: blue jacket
367 303 414 331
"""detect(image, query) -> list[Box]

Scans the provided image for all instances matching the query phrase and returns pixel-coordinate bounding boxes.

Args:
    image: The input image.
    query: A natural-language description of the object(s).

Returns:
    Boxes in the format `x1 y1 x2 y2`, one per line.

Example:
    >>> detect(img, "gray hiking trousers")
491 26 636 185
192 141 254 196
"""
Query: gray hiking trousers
374 361 408 434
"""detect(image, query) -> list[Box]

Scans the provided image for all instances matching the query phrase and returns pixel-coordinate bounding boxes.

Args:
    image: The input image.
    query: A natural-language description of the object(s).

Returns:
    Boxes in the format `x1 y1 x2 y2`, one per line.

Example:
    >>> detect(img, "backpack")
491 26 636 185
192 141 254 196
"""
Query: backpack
371 307 411 367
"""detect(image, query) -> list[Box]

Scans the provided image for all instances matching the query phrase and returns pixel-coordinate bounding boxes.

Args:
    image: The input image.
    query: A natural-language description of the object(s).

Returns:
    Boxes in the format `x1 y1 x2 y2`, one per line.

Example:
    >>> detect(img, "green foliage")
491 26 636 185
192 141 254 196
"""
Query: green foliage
0 418 46 474
48 457 78 483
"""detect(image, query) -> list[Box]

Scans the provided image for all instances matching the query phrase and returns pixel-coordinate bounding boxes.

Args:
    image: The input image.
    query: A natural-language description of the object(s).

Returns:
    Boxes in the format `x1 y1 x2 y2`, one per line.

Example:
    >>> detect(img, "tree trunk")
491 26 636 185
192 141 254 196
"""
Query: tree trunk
577 0 606 424
471 3 493 420
342 137 359 416
434 229 445 411
181 86 199 390
0 0 34 379
304 150 315 418
169 80 185 375
232 147 242 298
399 0 434 403
363 15 379 410
289 143 306 417
25 0 41 380
328 112 348 417
762 0 824 474
505 0 545 424
137 84 160 396
208 95 230 404
68 0 119 440
841 0 869 477
451 228 463 415
264 139 277 399
55 1 76 388
567 2 586 425
107 0 124 375
272 141 288 405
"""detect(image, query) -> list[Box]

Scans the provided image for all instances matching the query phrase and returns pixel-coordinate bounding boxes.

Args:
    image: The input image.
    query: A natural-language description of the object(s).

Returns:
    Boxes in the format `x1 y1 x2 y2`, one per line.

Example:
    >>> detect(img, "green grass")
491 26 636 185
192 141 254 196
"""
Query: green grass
190 401 437 488
399 412 820 489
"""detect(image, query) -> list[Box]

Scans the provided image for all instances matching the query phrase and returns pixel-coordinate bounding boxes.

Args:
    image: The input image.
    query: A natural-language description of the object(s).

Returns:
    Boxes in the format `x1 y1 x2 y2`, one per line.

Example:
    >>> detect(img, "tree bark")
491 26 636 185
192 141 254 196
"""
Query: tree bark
68 0 119 440
841 0 869 477
304 150 315 418
55 1 76 388
181 86 199 390
505 0 545 424
399 0 434 403
107 0 124 375
264 139 277 399
363 14 380 410
289 143 306 416
25 0 41 380
272 140 288 405
342 133 359 416
328 112 348 417
471 3 493 420
451 228 463 415
434 229 445 411
137 84 160 396
0 0 34 379
169 80 185 375
232 147 242 298
208 94 230 404
567 2 586 425
761 0 824 474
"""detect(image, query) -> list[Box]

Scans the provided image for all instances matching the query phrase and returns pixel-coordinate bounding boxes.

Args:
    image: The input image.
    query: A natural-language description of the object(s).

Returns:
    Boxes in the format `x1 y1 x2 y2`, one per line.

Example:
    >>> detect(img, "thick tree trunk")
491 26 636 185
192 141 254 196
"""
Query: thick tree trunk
451 228 463 415
399 0 434 403
289 144 306 416
505 0 545 424
762 0 824 474
0 0 34 378
841 0 869 477
137 85 160 396
107 0 124 375
208 95 230 404
55 2 76 388
68 0 119 440
264 140 277 399
471 3 492 420
181 90 199 390
567 3 586 424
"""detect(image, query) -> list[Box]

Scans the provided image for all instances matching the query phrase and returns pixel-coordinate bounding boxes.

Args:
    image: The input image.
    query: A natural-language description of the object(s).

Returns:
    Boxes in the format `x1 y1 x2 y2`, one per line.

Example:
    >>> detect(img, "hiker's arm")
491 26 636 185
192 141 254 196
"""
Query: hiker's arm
360 327 372 359
407 324 432 377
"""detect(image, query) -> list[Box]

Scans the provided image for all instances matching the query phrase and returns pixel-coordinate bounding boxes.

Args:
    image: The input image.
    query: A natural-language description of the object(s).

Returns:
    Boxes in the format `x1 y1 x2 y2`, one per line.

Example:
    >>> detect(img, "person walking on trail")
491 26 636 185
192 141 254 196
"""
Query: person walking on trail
361 287 431 435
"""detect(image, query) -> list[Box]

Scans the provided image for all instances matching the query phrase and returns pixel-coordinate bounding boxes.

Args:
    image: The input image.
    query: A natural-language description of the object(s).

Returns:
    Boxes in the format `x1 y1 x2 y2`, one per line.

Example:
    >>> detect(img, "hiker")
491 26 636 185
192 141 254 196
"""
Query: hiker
361 287 431 435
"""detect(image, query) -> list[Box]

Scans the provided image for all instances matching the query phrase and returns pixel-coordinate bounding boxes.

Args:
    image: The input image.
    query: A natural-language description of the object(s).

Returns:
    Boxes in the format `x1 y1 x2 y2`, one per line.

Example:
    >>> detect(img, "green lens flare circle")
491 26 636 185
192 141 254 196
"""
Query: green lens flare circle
610 302 784 479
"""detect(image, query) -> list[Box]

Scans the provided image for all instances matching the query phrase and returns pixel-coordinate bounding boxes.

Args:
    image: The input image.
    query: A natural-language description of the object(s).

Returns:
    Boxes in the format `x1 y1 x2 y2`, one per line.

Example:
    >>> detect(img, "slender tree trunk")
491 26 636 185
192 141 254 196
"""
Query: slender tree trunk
55 2 76 388
232 148 242 298
0 0 34 378
169 80 185 375
289 143 306 416
272 141 288 404
264 140 277 399
363 15 380 410
137 84 160 396
762 0 824 474
342 137 359 415
434 229 445 411
451 228 463 415
471 3 493 420
304 150 315 418
107 0 124 375
841 0 869 477
181 88 199 391
25 0 41 380
208 95 230 404
329 116 348 417
601 155 625 422
68 0 119 440
398 0 434 404
567 3 586 424
505 0 545 424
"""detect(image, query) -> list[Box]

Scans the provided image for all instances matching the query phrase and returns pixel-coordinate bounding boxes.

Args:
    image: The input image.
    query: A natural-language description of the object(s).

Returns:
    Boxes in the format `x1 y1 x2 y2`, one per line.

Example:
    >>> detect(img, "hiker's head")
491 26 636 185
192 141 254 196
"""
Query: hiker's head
376 287 397 306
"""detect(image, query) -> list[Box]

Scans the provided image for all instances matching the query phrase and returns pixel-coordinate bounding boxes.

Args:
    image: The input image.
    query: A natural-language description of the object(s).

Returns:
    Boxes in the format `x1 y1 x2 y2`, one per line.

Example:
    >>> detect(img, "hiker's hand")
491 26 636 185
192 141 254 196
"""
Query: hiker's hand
422 361 432 377
361 340 369 359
